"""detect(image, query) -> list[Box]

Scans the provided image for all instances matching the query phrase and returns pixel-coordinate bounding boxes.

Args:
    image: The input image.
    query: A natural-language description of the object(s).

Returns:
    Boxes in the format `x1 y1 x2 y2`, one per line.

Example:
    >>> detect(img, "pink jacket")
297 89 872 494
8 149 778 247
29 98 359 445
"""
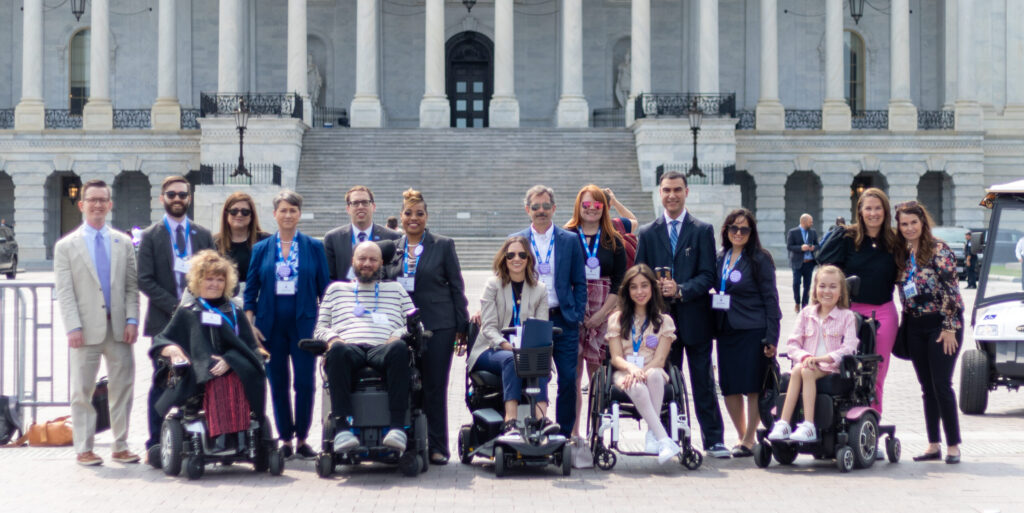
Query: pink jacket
785 305 860 373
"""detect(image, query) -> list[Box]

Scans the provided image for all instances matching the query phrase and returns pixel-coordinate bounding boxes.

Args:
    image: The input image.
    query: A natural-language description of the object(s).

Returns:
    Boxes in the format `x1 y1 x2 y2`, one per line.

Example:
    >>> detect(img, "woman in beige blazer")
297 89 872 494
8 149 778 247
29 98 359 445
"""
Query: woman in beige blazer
468 236 550 439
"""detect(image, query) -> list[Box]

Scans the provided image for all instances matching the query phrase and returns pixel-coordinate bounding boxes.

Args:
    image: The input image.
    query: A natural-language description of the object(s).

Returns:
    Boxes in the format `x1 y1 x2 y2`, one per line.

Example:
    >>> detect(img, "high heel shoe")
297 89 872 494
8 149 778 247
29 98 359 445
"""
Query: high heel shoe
912 450 942 462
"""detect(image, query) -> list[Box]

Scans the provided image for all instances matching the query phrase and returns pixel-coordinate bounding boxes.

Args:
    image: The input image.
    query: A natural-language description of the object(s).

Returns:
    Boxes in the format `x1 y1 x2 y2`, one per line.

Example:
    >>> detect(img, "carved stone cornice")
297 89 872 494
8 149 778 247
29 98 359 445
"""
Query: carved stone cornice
0 133 200 154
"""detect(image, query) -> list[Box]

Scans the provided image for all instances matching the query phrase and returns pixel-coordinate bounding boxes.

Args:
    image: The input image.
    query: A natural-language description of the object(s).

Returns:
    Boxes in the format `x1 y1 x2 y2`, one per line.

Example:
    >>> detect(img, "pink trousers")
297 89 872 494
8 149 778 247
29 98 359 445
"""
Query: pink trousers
850 301 898 415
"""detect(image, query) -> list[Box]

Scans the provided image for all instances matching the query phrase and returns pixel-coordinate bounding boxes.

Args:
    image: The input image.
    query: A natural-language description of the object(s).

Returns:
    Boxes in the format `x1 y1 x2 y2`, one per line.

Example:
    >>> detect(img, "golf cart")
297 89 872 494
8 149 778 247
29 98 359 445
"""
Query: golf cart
959 180 1024 414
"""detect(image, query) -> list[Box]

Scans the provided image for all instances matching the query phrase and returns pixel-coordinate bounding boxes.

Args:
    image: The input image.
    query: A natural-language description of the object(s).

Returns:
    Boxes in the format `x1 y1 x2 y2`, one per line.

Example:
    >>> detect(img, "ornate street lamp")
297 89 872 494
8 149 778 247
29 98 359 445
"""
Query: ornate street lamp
233 97 251 178
687 99 706 178
848 0 865 24
65 181 80 202
71 0 87 21
462 0 476 13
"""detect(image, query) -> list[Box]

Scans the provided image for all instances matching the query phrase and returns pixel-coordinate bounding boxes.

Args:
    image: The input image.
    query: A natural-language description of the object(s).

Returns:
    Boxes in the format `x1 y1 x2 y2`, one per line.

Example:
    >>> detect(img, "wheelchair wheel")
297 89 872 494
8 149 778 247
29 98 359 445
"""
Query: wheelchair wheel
680 446 702 470
771 442 798 465
848 415 878 469
885 436 901 463
457 425 473 465
835 446 854 473
753 443 771 468
315 453 334 478
253 440 270 472
594 446 617 471
146 444 162 469
160 421 184 477
493 446 507 478
268 449 285 476
560 445 572 476
185 455 205 480
399 452 421 477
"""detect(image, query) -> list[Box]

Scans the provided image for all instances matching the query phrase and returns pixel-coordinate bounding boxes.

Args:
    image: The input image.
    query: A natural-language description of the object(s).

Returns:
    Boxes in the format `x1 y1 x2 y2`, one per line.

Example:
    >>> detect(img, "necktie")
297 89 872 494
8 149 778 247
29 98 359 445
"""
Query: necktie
175 225 187 297
357 232 367 243
670 220 680 253
95 231 111 313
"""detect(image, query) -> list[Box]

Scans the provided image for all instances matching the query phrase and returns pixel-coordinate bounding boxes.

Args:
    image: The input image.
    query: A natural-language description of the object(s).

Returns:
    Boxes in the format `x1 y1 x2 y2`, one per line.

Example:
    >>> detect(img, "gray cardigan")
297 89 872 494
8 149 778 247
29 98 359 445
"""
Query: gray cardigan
468 276 549 371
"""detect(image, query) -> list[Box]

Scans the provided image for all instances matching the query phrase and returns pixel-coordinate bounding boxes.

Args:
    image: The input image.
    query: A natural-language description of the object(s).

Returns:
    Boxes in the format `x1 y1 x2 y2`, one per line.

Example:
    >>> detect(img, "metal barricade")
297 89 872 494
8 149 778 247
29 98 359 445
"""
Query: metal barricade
0 282 65 423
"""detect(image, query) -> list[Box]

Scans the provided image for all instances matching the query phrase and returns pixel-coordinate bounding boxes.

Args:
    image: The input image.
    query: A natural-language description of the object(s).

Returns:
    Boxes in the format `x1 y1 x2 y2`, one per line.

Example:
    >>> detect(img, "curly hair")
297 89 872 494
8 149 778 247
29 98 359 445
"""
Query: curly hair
186 249 238 300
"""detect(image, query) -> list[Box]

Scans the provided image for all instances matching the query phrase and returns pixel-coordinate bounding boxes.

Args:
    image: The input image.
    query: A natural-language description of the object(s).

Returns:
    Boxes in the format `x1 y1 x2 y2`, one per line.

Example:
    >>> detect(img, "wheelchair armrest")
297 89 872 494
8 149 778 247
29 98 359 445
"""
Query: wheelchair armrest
552 327 563 335
854 354 883 364
500 328 517 336
298 338 329 356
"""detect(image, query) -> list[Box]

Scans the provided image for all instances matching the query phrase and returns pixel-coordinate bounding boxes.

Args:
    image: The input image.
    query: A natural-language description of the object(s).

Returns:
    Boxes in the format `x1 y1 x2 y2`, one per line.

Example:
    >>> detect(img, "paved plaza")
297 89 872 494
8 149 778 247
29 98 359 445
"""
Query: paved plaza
2 270 1022 513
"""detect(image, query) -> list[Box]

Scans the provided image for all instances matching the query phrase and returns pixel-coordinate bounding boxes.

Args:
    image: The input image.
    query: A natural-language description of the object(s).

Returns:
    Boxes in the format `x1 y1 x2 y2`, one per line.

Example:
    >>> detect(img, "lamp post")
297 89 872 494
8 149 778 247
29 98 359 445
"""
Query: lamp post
71 0 87 21
687 98 706 178
462 0 476 12
233 97 251 178
848 0 865 24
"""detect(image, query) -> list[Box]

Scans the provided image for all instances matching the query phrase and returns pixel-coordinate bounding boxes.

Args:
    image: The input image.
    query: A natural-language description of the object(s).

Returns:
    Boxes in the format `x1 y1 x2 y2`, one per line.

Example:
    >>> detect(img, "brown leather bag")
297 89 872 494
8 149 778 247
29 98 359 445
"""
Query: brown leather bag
25 416 73 447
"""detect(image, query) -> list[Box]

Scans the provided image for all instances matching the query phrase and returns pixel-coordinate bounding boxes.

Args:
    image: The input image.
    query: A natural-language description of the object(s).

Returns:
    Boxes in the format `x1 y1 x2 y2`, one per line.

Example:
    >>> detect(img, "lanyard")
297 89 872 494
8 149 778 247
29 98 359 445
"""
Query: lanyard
511 285 522 327
721 251 741 292
197 298 238 335
276 233 299 281
907 252 917 283
630 318 650 354
802 229 808 244
403 239 420 276
163 217 190 259
530 232 554 266
578 228 600 261
354 282 380 315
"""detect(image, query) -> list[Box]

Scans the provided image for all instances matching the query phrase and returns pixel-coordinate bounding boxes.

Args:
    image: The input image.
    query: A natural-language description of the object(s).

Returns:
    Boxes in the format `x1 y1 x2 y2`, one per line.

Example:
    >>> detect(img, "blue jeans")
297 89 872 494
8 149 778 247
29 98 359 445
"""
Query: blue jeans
472 348 548 403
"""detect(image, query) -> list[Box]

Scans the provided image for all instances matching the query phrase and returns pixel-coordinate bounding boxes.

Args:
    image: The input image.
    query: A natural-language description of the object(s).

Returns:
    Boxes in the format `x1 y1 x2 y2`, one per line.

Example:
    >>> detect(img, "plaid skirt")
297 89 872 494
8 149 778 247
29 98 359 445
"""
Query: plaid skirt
579 277 611 367
204 372 251 437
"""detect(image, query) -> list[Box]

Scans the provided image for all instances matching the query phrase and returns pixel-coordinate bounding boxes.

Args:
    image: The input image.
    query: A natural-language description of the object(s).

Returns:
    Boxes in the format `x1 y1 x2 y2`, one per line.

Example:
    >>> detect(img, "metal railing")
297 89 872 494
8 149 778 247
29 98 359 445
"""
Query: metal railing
311 106 349 128
735 109 756 130
112 109 152 129
44 109 83 129
634 93 736 120
851 110 889 129
0 109 13 129
0 283 64 424
189 162 282 186
918 110 954 130
656 162 734 186
784 109 823 130
200 92 304 119
181 108 201 129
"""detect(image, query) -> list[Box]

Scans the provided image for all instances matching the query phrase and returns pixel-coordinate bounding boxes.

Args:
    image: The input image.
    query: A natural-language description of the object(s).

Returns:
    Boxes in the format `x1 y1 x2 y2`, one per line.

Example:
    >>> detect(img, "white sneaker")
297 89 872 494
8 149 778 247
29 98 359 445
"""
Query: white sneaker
789 421 817 442
657 438 682 464
333 430 359 453
766 420 791 441
644 430 659 455
382 429 408 452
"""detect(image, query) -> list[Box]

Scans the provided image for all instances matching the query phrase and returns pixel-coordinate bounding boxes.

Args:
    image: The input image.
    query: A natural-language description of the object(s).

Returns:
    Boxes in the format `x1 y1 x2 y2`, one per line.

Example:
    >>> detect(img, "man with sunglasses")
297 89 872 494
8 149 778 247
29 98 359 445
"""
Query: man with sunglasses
786 214 819 312
137 175 214 458
511 185 587 438
324 185 401 282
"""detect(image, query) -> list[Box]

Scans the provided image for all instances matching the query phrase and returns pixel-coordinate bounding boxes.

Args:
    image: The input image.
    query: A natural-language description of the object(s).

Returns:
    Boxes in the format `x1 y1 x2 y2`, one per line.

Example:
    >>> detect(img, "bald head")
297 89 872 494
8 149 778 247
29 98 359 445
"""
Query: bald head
800 214 813 229
352 241 382 283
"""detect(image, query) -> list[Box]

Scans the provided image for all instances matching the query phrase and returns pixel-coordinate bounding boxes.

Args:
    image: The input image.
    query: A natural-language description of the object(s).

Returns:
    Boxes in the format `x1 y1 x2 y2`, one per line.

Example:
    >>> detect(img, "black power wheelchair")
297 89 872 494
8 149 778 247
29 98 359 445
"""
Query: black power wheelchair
753 276 902 472
299 308 431 478
457 319 572 477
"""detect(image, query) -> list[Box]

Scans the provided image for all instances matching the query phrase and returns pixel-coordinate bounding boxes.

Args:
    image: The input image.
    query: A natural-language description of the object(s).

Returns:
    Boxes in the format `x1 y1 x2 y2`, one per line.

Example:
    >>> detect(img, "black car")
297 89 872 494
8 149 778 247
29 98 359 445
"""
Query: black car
0 224 17 279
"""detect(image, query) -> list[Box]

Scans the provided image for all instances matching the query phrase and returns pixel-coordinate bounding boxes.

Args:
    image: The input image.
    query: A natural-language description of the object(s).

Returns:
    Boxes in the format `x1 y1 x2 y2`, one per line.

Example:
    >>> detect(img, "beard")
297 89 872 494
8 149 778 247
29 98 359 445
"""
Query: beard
164 201 188 217
356 267 379 284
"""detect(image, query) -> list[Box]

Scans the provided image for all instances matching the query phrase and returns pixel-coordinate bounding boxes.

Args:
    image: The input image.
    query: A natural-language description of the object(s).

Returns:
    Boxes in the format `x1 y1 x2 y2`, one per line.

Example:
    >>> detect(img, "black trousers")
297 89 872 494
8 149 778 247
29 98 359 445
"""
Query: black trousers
905 313 962 446
670 337 725 450
324 341 410 429
792 261 815 307
420 327 455 458
146 366 162 448
966 257 978 288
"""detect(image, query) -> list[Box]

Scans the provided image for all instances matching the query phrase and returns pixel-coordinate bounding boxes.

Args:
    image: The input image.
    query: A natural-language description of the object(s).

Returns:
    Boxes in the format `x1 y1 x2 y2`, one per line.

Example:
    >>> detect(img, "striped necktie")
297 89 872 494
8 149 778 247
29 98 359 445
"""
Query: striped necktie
670 220 680 253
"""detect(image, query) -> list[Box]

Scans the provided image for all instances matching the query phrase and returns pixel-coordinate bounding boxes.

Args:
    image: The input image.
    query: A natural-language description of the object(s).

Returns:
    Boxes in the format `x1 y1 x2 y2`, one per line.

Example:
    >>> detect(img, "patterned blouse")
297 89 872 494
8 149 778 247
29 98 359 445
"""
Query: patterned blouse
896 241 964 331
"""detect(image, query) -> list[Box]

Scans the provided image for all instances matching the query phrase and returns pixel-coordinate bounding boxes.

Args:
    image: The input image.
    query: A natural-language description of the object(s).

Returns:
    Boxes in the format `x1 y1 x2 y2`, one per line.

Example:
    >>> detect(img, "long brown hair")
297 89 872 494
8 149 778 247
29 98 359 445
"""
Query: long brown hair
893 200 939 271
493 236 537 287
845 187 898 252
564 184 624 251
617 264 666 342
215 192 265 254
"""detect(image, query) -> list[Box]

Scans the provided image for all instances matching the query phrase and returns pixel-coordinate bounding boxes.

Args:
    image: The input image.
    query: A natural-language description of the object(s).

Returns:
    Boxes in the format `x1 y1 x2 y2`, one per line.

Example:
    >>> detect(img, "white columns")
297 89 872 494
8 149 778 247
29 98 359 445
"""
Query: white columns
942 0 957 109
419 0 449 128
83 0 113 130
755 0 784 130
822 0 851 131
14 0 45 130
556 0 589 127
625 0 651 126
697 0 719 93
1003 0 1024 118
887 0 917 131
287 0 311 125
489 0 519 127
152 0 181 130
350 0 383 127
218 0 243 94
954 0 982 130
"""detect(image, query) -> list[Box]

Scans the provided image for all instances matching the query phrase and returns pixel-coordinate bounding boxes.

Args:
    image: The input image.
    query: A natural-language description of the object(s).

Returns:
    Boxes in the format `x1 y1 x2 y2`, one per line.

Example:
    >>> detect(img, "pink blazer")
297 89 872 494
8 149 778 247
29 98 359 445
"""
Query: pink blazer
785 305 860 373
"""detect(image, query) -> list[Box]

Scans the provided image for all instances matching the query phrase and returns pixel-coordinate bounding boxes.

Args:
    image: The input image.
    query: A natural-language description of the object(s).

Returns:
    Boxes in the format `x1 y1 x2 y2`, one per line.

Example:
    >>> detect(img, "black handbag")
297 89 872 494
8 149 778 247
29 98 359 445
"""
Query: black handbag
758 356 781 430
891 321 911 361
92 377 111 434
0 395 22 445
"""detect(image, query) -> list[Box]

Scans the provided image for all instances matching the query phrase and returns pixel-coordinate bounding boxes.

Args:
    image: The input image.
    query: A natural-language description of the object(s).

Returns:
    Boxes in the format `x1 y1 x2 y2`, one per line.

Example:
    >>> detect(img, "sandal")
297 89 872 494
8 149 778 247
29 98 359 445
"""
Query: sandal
731 444 754 457
429 451 449 465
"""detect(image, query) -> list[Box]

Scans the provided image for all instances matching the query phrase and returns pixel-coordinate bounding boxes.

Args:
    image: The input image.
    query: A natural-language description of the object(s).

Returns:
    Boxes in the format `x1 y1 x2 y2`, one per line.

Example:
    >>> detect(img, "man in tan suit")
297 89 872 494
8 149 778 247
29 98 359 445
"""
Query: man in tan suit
54 179 140 466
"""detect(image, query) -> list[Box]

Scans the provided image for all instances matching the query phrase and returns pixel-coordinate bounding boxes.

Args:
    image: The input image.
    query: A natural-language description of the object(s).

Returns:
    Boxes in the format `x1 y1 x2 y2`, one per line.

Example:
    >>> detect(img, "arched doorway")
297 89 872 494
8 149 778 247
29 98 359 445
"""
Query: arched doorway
69 28 90 115
733 169 757 215
446 32 493 128
918 171 953 226
113 171 151 232
851 171 888 220
44 171 82 259
0 172 14 230
785 171 822 232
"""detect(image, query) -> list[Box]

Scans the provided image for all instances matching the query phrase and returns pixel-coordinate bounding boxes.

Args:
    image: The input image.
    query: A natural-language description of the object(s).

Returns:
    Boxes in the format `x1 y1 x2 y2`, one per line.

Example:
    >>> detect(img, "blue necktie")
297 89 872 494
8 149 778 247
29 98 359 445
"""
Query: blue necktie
358 232 367 243
670 220 680 254
95 231 112 312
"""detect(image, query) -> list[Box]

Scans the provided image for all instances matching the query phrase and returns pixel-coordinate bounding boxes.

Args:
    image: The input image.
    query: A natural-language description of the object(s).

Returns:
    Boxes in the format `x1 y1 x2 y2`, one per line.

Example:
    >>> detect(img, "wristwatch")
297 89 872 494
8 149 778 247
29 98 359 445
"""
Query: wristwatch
674 286 683 300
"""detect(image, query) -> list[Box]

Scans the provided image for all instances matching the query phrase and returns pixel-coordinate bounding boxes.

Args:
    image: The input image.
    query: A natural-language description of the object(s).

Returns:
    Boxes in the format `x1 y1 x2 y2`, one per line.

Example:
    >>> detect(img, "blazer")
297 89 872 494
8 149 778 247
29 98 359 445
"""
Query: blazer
388 230 470 333
786 226 819 270
323 222 401 281
469 276 548 371
510 226 587 324
243 231 330 339
634 213 716 346
137 219 215 337
713 249 782 346
54 225 140 345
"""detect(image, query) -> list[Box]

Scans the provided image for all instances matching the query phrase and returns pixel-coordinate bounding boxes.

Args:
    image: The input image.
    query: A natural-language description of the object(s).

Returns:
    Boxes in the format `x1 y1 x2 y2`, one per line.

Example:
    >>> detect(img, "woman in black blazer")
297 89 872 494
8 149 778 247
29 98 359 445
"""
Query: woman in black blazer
389 189 469 465
713 208 781 457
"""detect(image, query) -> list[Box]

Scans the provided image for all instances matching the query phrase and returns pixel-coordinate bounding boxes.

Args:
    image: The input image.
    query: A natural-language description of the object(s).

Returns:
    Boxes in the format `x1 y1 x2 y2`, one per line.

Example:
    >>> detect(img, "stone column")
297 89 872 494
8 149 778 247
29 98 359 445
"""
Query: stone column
556 0 588 127
489 0 519 127
954 0 982 130
887 0 917 131
218 0 243 94
287 0 311 125
755 0 784 130
83 0 113 130
14 0 45 130
822 0 850 131
625 0 651 126
942 0 957 109
350 0 383 127
698 0 719 93
151 0 181 130
1003 0 1024 119
419 0 449 128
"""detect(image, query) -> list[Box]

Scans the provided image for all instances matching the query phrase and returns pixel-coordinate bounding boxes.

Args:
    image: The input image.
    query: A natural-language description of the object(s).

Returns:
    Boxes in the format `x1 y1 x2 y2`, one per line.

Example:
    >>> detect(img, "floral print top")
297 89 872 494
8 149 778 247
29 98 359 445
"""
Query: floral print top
897 241 964 331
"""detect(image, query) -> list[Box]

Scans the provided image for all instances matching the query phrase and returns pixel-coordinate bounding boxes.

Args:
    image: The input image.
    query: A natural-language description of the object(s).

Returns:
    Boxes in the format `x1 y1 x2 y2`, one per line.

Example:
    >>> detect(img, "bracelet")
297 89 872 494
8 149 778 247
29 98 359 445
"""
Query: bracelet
942 328 956 334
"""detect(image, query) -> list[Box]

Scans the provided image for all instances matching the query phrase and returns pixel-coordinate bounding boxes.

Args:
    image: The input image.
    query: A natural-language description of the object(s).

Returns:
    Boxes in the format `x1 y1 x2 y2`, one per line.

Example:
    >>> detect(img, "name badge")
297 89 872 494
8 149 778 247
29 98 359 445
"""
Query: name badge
626 354 645 367
398 276 415 292
540 273 555 292
276 280 296 295
509 325 523 349
585 265 600 280
904 282 918 298
174 257 191 274
371 312 388 325
712 293 731 310
346 267 356 281
201 311 222 326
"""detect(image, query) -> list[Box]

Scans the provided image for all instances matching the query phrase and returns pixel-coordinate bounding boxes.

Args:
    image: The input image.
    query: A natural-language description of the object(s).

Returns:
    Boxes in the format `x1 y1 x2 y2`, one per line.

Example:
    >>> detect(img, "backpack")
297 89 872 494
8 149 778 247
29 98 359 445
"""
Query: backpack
0 395 22 445
611 218 638 268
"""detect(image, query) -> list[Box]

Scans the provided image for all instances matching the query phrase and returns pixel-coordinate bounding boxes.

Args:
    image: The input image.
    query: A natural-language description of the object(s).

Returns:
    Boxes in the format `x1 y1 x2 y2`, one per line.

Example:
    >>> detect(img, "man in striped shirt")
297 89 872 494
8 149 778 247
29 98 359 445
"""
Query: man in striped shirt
315 242 416 453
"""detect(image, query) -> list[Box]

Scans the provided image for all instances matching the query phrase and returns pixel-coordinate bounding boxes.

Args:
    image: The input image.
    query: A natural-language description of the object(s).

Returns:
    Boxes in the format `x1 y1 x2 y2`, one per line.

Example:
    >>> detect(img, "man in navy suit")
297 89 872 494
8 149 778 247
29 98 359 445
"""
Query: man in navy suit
635 171 729 458
511 185 587 437
786 214 818 311
323 186 401 282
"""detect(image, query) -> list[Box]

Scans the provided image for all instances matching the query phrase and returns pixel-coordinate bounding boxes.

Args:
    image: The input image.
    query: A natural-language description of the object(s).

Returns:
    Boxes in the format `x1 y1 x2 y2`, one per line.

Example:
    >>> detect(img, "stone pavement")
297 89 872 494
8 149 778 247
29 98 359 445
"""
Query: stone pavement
2 270 1022 513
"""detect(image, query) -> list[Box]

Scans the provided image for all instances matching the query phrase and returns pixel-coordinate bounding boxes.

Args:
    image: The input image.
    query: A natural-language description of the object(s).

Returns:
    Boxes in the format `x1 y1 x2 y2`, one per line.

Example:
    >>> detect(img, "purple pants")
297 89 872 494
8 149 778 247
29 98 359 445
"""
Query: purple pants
851 301 898 414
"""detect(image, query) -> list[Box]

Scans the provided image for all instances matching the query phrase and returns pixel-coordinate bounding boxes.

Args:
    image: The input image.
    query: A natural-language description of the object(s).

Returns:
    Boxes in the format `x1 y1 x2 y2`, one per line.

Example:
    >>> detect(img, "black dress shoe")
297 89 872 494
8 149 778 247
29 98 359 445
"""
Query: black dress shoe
945 453 961 464
280 444 294 459
913 451 942 462
295 444 317 460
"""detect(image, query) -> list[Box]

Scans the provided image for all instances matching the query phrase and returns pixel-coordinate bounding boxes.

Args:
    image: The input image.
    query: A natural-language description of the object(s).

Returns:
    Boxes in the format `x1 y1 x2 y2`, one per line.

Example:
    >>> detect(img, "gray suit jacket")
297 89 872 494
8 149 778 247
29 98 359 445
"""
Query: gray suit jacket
469 276 548 371
137 219 214 336
323 223 401 282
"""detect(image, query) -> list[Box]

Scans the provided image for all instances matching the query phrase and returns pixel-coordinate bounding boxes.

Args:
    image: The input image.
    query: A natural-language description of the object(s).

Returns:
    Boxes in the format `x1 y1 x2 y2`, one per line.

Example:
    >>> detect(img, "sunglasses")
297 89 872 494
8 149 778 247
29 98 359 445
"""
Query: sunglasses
348 200 373 207
228 208 252 217
727 225 752 236
164 191 189 200
581 201 603 210
505 251 529 261
529 202 553 211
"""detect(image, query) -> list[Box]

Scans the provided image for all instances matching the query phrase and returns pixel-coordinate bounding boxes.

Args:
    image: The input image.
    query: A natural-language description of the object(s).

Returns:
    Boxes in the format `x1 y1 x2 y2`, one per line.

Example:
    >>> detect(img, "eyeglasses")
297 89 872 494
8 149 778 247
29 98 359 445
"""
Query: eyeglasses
82 197 110 204
164 191 189 200
727 225 752 236
228 208 252 217
348 200 373 207
581 201 603 210
529 202 553 211
505 251 529 261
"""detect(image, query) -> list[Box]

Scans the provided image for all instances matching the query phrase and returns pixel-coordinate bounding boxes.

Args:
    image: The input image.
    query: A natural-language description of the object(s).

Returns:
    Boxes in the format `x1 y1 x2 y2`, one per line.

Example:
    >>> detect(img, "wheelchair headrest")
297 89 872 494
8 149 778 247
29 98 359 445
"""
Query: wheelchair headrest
845 275 861 298
377 239 397 265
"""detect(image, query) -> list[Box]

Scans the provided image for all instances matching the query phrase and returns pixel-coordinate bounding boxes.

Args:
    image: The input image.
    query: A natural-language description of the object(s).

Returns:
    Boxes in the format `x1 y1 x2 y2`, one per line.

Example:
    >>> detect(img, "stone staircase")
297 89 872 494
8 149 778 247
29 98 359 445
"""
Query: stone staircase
295 128 653 269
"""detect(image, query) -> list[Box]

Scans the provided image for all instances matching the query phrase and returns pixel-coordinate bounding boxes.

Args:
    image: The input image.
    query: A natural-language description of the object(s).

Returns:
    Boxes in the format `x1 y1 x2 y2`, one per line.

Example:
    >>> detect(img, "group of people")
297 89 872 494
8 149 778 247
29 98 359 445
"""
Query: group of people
53 171 966 470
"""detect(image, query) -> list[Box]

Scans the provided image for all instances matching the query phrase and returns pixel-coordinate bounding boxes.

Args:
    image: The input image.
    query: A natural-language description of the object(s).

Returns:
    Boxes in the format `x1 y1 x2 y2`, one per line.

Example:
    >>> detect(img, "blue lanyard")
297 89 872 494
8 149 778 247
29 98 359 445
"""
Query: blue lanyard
512 299 520 327
529 232 553 265
163 217 190 259
907 252 917 283
354 282 380 314
630 318 650 354
403 239 419 276
720 251 741 292
578 228 600 261
276 233 299 281
197 298 238 335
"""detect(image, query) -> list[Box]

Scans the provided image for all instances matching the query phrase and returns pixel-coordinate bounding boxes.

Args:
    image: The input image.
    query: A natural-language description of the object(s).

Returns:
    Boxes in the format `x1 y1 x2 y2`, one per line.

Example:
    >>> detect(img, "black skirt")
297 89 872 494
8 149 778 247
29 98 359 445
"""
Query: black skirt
716 319 767 396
